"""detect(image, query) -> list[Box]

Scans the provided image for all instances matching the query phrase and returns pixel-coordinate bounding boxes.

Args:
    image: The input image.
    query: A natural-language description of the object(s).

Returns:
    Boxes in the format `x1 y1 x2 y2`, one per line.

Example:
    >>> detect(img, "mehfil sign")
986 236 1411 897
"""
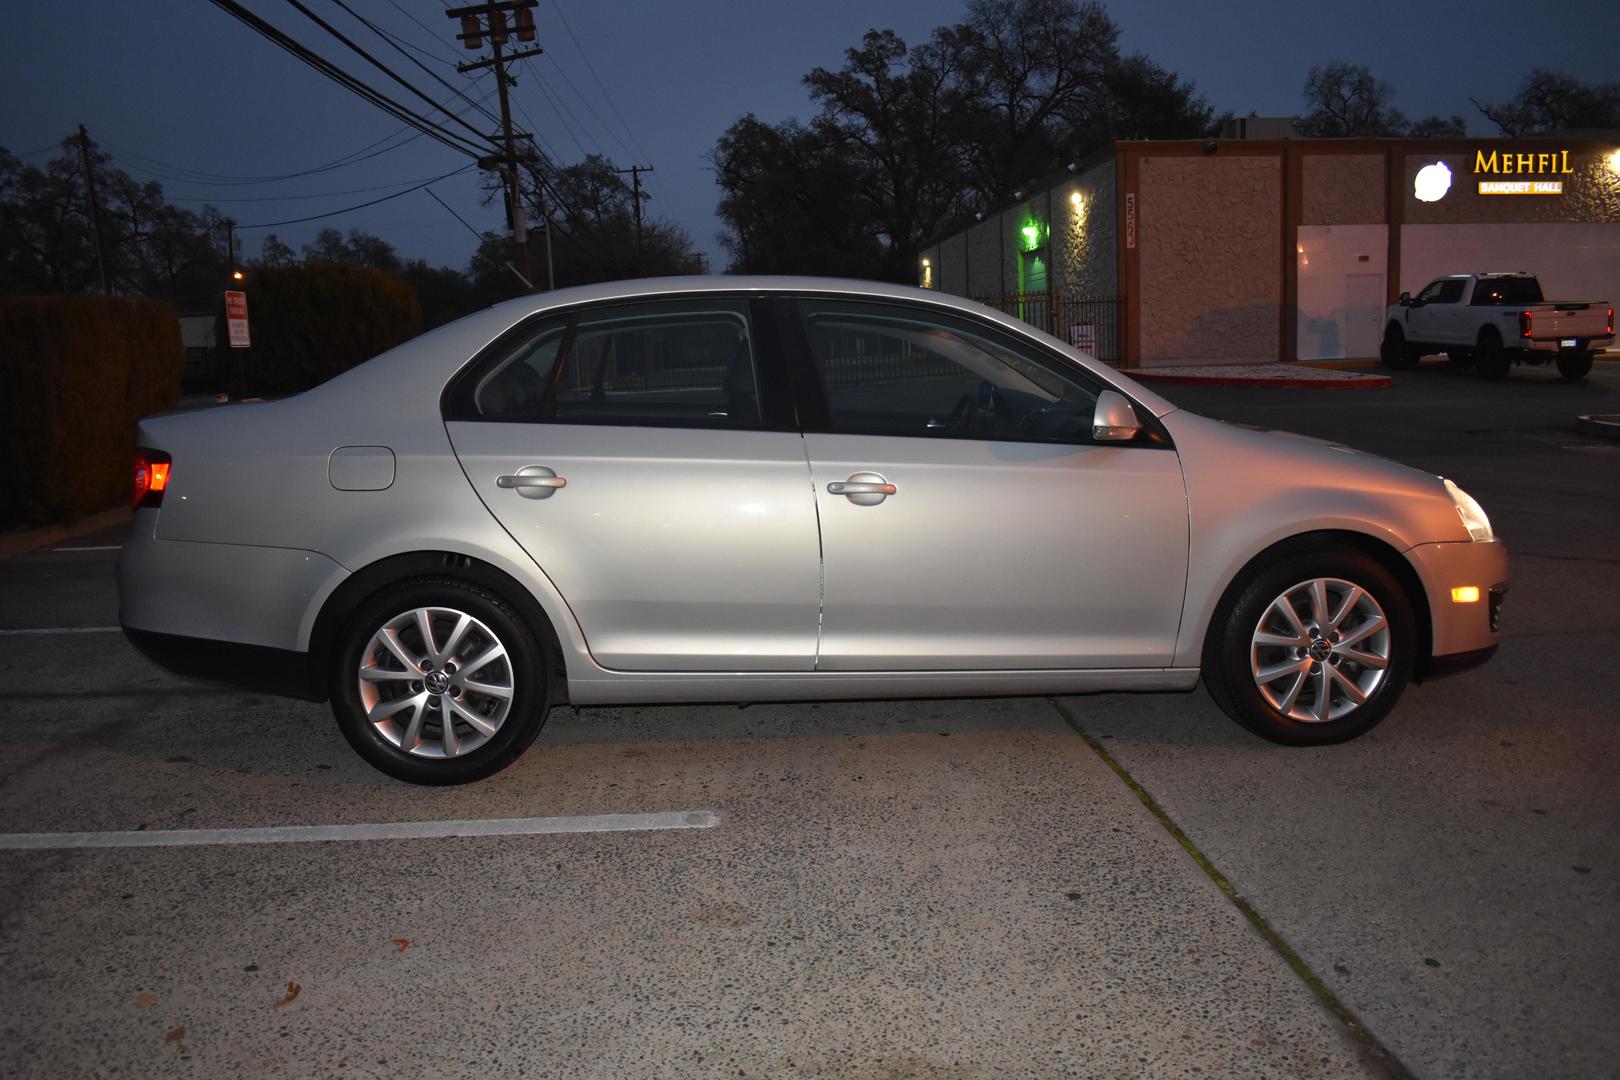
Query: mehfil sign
1474 149 1572 196
225 290 250 348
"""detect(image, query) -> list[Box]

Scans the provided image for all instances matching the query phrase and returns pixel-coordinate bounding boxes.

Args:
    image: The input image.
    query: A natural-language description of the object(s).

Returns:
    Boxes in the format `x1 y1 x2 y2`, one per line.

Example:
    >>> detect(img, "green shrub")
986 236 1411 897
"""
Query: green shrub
0 296 182 528
219 263 421 397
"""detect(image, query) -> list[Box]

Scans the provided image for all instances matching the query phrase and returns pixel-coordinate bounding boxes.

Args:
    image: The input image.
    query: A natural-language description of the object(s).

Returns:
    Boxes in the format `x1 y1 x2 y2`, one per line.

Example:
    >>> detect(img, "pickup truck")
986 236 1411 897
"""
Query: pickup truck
1381 273 1613 380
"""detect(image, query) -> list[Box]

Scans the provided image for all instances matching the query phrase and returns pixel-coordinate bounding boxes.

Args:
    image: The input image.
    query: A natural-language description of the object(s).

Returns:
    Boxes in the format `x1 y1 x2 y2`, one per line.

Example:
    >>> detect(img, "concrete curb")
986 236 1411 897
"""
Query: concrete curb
0 506 131 563
1575 414 1620 441
1133 370 1392 390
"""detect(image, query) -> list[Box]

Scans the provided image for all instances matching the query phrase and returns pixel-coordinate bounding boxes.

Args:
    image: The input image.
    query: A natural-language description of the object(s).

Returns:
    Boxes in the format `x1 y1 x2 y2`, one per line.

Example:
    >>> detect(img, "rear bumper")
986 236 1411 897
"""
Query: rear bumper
1523 335 1613 353
123 626 324 701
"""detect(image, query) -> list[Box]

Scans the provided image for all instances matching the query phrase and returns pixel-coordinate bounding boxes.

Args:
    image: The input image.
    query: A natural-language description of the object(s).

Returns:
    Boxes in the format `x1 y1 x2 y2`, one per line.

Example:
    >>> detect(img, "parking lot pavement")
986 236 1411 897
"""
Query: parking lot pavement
2 362 1614 1078
1 583 1376 1079
1104 362 1620 1079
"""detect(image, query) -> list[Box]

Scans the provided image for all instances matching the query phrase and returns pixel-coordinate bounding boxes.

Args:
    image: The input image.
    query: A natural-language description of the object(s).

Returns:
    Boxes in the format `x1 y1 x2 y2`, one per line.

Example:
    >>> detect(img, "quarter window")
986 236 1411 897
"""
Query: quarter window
797 299 1103 443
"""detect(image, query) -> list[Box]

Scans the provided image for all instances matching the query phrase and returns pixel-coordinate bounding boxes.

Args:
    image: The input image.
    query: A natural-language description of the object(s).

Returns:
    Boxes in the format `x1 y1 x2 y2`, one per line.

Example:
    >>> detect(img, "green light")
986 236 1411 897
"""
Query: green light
1018 216 1046 252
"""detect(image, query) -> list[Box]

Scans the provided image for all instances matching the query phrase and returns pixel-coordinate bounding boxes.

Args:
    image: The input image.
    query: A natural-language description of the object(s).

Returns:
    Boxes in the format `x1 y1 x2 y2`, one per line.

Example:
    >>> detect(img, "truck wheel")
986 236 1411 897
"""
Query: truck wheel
1475 329 1511 381
1380 325 1419 370
1556 351 1593 380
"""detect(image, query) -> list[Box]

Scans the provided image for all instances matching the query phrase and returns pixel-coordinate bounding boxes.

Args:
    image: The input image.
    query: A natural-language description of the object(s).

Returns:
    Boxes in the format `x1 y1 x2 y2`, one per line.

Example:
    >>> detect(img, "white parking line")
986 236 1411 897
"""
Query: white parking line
0 626 122 636
50 545 123 552
0 811 720 850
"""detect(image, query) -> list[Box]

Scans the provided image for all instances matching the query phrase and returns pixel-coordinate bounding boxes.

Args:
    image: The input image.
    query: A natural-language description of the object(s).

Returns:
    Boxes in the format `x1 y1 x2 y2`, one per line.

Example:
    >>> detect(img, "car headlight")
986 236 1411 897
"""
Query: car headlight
1443 479 1494 542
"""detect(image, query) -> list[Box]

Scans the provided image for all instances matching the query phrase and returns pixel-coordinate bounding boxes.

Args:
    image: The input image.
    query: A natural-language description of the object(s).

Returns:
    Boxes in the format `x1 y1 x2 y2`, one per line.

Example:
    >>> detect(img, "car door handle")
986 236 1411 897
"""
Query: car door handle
496 465 567 499
827 481 896 495
827 472 896 505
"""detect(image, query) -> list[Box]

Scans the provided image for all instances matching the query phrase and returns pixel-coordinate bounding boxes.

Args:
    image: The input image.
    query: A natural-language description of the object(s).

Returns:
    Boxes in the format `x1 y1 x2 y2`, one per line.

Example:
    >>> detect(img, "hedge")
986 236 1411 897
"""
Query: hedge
219 263 421 397
0 296 182 528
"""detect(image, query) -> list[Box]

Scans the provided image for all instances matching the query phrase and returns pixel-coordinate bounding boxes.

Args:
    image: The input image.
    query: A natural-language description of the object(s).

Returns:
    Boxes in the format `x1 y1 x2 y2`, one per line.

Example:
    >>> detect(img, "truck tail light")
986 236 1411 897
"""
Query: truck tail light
1519 310 1533 339
1608 307 1614 335
133 448 171 510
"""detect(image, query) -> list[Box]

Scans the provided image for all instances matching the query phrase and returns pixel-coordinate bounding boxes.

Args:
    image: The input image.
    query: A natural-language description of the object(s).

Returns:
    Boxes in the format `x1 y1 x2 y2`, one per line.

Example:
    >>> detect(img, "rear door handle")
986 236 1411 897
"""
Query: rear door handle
827 472 896 505
496 465 567 499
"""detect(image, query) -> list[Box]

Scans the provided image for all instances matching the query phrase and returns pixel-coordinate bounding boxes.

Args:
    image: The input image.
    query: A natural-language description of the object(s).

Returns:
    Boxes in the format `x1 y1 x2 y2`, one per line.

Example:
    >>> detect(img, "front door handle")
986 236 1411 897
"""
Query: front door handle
496 465 567 500
827 472 896 506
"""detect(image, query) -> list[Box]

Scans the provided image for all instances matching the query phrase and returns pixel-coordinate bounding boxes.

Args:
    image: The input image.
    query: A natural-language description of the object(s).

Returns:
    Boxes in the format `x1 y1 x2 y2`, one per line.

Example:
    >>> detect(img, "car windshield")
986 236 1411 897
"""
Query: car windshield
1471 277 1543 305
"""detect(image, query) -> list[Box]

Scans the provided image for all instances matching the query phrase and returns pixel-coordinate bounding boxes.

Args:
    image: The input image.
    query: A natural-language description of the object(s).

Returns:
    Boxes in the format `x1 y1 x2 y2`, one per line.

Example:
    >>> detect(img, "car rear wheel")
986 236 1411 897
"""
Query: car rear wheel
1475 329 1511 381
331 577 549 784
1556 350 1593 380
1203 547 1415 746
1379 325 1419 370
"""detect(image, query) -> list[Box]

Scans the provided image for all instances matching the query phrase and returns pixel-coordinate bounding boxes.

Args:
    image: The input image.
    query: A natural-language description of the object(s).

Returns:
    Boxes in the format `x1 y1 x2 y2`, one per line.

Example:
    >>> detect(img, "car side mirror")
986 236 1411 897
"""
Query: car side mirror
1398 291 1412 306
1092 389 1141 442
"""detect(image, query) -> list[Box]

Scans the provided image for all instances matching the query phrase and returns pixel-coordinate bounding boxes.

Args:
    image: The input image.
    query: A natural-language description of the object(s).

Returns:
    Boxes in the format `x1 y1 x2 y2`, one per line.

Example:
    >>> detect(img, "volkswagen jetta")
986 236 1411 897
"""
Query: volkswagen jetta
118 278 1507 783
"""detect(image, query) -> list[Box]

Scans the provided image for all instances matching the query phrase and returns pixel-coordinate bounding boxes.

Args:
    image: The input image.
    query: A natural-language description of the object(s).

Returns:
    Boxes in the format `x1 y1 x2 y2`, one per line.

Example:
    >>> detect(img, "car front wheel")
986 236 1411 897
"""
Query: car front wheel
1203 547 1415 746
331 577 549 784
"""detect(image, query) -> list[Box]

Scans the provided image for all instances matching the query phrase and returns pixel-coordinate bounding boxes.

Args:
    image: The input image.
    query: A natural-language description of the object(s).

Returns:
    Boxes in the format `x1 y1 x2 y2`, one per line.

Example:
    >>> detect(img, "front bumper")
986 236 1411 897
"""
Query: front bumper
1404 539 1509 670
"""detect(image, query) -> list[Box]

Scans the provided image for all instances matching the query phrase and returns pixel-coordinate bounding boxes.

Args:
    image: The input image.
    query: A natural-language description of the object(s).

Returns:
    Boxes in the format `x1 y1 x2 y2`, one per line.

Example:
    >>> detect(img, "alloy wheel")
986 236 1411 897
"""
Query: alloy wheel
357 606 515 758
1249 577 1390 724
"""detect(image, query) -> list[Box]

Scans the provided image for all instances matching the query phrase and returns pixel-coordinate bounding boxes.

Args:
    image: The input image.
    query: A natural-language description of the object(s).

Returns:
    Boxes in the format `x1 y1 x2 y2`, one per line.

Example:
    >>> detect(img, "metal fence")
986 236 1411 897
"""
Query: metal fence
975 293 1125 366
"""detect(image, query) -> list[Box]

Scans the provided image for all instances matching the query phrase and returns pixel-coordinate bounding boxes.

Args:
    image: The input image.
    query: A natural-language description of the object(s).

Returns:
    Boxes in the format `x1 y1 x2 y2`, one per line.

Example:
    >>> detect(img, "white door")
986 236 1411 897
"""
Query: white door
1344 274 1385 359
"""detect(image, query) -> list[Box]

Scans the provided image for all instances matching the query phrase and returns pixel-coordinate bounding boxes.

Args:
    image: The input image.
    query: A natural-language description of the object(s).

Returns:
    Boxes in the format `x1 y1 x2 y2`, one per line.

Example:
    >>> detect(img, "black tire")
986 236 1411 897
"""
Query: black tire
1475 328 1511 381
1379 325 1419 370
331 576 550 784
1202 545 1416 747
1556 350 1593 380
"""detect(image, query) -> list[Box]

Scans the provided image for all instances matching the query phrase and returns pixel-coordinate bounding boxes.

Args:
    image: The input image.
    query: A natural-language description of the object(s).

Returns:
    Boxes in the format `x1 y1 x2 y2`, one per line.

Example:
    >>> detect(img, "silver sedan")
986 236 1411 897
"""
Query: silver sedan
118 277 1507 784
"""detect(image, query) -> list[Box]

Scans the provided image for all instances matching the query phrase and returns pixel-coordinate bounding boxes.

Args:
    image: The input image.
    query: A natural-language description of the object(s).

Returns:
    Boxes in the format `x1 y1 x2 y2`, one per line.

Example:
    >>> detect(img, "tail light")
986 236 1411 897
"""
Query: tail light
133 448 171 510
1519 310 1533 339
1608 307 1614 335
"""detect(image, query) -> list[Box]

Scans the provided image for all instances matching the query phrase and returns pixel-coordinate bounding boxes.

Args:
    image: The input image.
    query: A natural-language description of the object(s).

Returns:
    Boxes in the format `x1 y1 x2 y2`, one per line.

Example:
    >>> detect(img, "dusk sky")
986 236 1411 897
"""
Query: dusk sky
4 0 1617 273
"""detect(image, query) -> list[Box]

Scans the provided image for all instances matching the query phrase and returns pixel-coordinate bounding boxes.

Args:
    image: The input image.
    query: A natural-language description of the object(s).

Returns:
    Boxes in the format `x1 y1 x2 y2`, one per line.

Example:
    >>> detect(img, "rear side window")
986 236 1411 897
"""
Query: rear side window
1471 277 1543 305
555 300 760 428
449 299 764 429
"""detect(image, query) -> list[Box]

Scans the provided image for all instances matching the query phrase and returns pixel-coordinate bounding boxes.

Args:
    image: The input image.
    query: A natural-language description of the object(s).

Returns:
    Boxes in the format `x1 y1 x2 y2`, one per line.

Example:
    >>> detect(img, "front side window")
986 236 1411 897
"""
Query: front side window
1417 278 1463 304
455 299 762 428
797 299 1102 443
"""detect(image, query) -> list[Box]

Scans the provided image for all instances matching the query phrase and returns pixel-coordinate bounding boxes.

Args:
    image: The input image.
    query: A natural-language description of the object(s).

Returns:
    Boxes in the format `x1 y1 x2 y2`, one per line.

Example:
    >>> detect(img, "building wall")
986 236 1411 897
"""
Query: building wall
965 216 1002 296
1302 153 1384 225
1403 148 1620 226
938 232 969 296
1051 160 1117 299
1137 153 1282 364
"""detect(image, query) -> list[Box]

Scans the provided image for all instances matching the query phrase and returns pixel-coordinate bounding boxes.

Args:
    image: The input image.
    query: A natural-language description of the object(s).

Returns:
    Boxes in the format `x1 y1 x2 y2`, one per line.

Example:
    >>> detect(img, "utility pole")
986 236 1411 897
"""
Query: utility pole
449 1 541 291
77 124 109 295
615 164 653 260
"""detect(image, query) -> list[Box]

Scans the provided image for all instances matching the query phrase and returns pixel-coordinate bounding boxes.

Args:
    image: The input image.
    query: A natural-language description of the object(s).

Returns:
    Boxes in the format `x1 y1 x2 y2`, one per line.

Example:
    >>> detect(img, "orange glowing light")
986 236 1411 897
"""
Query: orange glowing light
1451 586 1481 604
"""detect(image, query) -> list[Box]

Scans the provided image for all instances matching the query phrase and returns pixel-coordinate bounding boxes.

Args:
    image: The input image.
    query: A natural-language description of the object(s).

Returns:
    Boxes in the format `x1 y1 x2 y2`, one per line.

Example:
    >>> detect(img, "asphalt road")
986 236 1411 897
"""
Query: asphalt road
1 359 1616 1078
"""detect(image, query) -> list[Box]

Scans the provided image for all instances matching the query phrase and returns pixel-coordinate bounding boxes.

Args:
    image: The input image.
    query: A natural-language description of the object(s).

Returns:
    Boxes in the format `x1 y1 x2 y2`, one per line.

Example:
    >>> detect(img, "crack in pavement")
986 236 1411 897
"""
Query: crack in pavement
1047 696 1415 1080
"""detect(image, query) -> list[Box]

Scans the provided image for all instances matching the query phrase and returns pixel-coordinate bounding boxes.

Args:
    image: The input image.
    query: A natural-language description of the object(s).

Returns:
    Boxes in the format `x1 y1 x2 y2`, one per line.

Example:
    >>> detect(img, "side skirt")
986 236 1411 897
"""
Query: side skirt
566 667 1202 706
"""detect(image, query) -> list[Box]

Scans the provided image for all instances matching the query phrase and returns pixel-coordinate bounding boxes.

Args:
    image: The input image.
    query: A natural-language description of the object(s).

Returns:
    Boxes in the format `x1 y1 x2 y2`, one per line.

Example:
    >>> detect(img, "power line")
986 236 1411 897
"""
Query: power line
163 170 477 203
540 54 632 161
546 0 654 168
522 58 594 160
234 163 476 228
204 0 495 159
279 0 500 149
325 0 502 130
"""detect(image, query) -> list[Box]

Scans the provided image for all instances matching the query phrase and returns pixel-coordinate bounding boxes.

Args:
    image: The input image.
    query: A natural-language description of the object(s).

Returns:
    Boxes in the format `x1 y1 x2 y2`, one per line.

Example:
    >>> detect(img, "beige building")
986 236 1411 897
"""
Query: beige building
917 137 1620 368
